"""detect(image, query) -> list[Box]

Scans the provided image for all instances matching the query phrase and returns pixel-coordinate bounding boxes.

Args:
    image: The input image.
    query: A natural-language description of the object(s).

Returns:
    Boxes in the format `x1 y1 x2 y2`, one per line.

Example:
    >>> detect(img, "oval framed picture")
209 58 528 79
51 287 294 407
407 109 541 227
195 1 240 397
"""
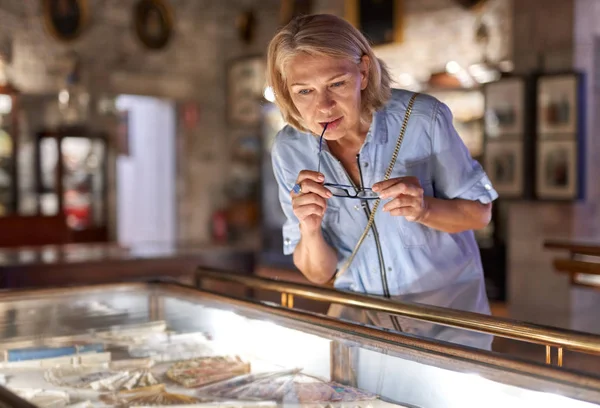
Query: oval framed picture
133 0 174 50
42 0 89 42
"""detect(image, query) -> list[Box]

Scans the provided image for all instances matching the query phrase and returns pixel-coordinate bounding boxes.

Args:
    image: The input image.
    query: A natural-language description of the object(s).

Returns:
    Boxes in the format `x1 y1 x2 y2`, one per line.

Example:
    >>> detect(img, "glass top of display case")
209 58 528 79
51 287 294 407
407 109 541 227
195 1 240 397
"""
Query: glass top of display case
0 283 597 408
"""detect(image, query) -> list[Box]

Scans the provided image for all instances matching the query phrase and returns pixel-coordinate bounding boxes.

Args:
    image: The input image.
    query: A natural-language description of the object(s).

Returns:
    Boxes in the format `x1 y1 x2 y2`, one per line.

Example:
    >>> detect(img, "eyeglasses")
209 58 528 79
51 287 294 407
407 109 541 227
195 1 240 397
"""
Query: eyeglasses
317 125 378 200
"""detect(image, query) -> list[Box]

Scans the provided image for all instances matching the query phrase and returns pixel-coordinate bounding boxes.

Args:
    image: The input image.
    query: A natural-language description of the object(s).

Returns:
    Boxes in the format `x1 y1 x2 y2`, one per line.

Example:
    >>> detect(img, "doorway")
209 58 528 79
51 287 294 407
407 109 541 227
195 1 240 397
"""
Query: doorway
115 95 176 245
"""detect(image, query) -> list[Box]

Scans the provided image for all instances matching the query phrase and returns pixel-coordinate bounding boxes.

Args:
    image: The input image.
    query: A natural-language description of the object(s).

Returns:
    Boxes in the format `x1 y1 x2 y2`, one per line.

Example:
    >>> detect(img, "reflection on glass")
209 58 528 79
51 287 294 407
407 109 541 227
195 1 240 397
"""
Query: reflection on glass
62 137 105 230
329 278 494 351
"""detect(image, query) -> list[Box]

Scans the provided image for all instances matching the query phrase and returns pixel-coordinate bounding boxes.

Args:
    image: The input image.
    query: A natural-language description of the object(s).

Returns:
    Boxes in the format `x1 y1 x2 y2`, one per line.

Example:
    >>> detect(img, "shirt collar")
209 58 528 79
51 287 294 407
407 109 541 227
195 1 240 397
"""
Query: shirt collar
366 106 388 145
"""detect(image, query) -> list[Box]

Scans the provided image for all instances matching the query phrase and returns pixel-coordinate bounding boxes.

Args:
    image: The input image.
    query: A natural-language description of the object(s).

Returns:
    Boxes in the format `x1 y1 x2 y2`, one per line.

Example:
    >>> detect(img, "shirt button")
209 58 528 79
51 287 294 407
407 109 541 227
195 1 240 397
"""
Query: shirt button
284 237 291 245
388 267 392 272
363 162 369 167
484 183 492 190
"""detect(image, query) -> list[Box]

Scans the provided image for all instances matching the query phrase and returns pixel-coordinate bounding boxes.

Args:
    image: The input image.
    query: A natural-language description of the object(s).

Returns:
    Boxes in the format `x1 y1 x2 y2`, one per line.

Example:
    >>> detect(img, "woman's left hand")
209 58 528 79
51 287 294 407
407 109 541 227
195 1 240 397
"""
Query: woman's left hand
372 177 428 222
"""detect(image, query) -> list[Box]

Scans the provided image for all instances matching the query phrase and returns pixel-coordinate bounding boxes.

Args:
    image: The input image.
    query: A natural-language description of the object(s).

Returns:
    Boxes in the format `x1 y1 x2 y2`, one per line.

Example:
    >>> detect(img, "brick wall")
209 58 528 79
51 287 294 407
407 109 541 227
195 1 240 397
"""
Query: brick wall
0 0 281 242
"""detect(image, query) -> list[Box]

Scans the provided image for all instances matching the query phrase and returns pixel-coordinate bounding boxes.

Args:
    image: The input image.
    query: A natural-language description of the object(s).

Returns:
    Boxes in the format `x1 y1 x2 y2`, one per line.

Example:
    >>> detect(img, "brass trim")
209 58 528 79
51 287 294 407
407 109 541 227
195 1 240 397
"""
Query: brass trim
160 282 600 404
196 270 600 355
558 347 564 367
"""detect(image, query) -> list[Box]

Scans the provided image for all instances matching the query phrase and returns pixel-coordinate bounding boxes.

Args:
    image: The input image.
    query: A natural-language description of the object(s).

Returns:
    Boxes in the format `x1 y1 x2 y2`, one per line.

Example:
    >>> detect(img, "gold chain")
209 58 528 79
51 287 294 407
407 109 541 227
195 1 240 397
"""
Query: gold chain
332 92 419 281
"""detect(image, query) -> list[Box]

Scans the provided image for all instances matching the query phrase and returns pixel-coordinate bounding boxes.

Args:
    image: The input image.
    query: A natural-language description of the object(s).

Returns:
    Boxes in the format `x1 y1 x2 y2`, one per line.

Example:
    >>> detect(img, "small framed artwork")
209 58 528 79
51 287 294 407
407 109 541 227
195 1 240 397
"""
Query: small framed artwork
133 0 174 51
42 0 89 42
484 78 525 138
227 55 266 126
537 74 579 135
484 141 524 198
536 140 579 199
345 0 403 46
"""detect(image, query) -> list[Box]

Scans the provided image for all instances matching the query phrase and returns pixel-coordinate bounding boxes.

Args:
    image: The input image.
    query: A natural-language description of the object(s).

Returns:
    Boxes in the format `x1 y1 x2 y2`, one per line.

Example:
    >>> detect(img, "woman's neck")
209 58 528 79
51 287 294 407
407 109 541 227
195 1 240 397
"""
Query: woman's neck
329 115 372 156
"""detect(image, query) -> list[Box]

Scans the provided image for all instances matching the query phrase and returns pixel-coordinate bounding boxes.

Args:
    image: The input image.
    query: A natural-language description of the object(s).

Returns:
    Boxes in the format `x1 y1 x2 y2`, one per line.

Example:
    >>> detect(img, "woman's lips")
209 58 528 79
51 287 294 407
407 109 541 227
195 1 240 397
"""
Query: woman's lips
320 117 343 130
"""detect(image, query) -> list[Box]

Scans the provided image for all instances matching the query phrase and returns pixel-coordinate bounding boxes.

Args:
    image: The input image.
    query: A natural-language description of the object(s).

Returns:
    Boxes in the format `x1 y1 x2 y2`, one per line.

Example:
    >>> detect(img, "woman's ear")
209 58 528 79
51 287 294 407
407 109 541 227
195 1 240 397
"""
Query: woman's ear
359 55 370 90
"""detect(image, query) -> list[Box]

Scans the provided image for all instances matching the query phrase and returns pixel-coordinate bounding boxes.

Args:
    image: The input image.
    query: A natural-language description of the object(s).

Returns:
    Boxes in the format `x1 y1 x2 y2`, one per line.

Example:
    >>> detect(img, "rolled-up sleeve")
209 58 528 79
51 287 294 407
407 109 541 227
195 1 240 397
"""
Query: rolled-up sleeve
271 138 301 255
431 101 498 204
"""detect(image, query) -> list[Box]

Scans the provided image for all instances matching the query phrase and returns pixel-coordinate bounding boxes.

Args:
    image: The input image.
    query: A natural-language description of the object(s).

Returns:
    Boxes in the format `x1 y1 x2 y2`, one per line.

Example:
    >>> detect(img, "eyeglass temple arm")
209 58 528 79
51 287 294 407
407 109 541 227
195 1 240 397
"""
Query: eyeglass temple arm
357 154 366 189
317 124 328 175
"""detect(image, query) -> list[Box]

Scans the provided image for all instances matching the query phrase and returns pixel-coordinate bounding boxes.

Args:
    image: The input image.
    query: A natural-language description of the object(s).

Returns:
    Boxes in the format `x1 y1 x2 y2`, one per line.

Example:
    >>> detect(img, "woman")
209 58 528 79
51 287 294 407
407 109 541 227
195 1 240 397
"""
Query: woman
266 14 497 343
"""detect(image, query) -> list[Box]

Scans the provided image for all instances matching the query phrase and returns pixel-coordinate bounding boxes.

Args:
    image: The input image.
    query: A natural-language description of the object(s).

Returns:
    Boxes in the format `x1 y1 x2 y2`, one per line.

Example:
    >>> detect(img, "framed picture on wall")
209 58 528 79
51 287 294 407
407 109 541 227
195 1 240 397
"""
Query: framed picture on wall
345 0 403 45
535 72 584 200
482 76 532 199
535 140 579 199
133 0 174 50
537 74 579 135
42 0 89 42
227 55 266 126
484 141 524 197
484 78 525 138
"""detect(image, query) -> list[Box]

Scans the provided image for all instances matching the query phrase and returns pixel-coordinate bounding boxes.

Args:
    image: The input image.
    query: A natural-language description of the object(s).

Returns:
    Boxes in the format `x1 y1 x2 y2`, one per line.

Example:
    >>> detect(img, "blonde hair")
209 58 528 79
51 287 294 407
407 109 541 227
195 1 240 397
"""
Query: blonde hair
266 14 392 133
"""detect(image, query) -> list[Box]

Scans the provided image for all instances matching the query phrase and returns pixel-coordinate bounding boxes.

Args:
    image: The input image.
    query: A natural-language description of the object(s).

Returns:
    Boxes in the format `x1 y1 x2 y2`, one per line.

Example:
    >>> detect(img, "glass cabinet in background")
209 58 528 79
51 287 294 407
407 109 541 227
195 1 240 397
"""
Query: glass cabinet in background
0 83 19 217
35 127 108 242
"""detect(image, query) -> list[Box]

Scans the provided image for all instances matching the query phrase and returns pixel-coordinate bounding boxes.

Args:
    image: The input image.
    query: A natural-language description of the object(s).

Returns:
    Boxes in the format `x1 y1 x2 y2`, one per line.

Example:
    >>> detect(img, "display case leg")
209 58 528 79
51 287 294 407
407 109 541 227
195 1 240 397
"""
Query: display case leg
330 341 357 387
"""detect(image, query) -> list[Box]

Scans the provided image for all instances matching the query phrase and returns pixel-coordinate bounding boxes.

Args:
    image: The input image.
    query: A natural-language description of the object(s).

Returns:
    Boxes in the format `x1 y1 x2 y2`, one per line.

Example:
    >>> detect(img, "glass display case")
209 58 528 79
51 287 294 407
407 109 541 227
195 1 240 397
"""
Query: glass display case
0 280 597 408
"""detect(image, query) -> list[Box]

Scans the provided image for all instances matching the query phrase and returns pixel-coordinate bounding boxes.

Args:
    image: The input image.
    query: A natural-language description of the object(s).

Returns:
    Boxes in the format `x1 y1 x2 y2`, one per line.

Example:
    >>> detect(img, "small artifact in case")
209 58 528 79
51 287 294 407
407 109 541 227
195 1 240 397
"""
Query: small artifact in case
166 355 251 388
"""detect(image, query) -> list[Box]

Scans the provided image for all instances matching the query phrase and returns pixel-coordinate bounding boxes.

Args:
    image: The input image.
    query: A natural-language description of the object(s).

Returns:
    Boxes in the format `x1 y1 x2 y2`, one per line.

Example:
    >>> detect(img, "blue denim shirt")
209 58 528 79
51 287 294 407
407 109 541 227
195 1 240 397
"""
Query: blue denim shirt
271 89 498 297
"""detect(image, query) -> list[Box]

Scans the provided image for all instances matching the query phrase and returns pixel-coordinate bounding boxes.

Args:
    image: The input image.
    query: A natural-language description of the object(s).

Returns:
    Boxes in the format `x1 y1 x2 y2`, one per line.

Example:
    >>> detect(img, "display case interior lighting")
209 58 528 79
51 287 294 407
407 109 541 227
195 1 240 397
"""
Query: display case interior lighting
443 371 598 408
0 94 11 114
206 307 331 379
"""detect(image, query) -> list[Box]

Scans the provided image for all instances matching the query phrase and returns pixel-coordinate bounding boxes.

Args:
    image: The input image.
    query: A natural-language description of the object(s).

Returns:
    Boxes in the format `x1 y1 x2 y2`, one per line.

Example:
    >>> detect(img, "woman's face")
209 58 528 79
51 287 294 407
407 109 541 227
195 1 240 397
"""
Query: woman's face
285 53 369 140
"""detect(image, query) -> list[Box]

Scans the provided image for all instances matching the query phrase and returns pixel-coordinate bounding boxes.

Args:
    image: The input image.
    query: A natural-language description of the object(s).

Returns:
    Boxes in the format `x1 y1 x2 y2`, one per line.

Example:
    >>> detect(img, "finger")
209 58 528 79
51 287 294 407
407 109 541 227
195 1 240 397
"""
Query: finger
382 195 419 212
389 207 418 218
371 179 397 193
293 193 327 210
379 182 423 199
295 204 325 221
297 170 325 184
292 179 332 199
372 176 419 193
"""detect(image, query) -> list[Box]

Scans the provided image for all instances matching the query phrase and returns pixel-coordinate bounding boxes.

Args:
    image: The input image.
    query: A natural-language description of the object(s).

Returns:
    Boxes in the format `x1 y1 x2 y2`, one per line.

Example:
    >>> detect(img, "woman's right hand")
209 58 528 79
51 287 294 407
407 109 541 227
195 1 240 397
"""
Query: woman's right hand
291 170 333 233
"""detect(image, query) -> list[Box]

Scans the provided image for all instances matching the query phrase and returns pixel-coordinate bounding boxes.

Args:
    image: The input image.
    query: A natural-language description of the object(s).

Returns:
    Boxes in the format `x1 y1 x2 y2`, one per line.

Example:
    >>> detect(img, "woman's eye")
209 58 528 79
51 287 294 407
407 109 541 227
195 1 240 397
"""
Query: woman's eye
331 81 345 88
298 89 311 95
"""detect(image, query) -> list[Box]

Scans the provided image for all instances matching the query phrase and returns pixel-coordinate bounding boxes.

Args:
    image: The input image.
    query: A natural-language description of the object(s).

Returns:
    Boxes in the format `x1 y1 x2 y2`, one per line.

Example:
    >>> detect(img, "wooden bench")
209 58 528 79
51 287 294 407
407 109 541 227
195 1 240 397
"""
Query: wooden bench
544 239 600 288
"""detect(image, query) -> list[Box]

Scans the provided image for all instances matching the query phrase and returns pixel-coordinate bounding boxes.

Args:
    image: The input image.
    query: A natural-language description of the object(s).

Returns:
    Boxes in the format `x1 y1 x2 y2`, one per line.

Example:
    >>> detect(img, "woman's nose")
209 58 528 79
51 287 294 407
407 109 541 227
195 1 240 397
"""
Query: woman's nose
316 93 335 113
